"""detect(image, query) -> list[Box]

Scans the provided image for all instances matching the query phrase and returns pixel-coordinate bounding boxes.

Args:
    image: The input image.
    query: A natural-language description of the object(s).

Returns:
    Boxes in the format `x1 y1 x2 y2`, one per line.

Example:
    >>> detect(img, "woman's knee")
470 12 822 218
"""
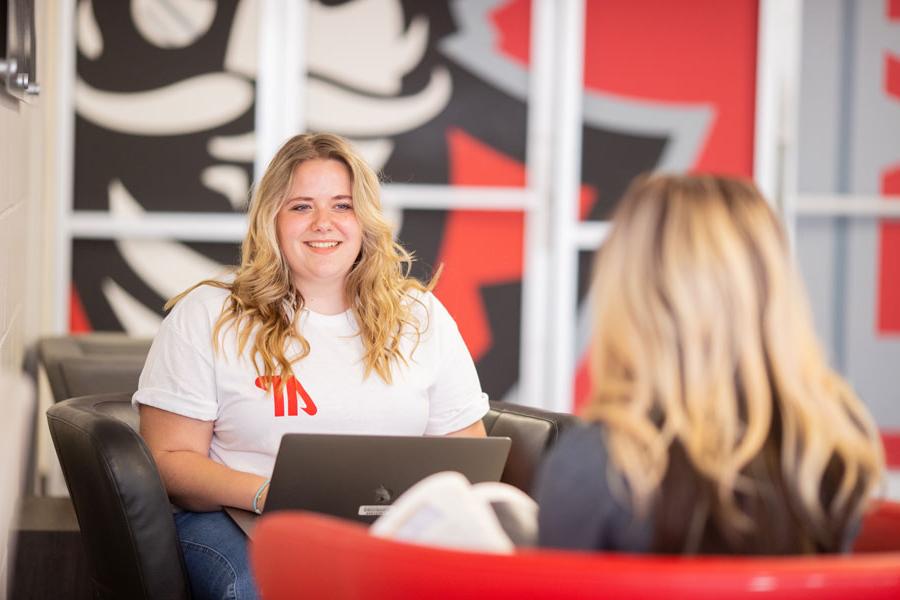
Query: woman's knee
175 511 258 600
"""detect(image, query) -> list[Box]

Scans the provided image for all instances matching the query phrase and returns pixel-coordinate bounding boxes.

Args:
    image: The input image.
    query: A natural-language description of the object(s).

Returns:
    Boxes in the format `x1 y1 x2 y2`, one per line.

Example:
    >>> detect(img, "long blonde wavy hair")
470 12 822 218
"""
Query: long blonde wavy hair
168 133 434 383
585 174 883 553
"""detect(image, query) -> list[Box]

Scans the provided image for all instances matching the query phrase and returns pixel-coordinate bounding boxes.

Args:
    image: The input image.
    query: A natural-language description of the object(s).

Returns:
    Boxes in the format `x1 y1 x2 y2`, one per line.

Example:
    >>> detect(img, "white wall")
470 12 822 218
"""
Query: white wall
0 0 64 499
0 6 43 589
0 94 37 368
0 0 60 371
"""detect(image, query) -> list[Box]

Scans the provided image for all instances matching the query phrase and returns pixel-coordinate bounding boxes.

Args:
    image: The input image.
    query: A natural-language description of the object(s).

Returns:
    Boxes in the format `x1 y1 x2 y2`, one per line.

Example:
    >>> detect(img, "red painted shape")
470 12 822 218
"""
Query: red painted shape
572 352 592 415
883 431 900 469
579 185 598 220
255 376 285 417
492 0 758 175
890 0 900 20
292 377 318 416
447 126 525 187
256 375 317 417
494 0 758 175
879 49 900 334
284 377 299 416
441 128 525 360
877 167 900 334
69 285 93 333
492 0 531 67
887 53 900 99
582 0 758 176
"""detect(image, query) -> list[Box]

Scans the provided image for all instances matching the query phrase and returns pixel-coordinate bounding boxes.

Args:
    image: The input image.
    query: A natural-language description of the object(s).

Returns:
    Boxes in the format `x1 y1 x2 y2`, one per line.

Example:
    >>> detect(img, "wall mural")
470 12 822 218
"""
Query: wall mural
71 0 758 404
73 0 254 335
572 0 758 408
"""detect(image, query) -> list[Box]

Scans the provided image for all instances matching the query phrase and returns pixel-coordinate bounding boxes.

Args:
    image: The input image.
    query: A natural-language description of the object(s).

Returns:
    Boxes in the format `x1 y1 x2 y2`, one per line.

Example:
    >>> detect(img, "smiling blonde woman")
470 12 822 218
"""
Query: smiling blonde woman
536 173 884 555
134 133 488 599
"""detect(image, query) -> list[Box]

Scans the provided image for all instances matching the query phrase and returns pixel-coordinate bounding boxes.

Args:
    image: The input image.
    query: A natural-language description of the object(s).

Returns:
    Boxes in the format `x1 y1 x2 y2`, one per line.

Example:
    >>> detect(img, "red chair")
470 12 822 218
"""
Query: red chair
251 502 900 599
853 500 900 553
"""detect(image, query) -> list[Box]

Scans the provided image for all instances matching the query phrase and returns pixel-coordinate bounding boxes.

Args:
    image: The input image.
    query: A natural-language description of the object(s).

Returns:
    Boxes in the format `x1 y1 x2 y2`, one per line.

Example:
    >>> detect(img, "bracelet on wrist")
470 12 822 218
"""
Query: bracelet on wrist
252 479 270 515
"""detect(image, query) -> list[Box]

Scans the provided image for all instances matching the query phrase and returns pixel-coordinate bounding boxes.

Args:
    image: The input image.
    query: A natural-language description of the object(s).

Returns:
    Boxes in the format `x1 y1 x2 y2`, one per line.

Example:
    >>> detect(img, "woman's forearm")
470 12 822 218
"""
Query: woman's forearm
153 450 267 512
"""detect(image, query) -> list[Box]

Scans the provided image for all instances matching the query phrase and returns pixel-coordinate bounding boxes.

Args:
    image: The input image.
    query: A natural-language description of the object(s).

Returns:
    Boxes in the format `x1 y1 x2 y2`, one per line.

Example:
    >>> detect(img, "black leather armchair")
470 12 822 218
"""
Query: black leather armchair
484 400 581 493
47 392 580 599
46 393 191 600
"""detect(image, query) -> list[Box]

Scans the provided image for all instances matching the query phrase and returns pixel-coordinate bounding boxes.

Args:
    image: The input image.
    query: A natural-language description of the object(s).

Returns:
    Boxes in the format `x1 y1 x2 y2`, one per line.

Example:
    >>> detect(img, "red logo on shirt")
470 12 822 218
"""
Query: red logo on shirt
254 376 318 417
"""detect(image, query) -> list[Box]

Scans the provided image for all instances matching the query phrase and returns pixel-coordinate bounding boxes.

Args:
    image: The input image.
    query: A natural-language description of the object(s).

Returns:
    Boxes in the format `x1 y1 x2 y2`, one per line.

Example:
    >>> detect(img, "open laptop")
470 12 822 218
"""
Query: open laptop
226 433 511 537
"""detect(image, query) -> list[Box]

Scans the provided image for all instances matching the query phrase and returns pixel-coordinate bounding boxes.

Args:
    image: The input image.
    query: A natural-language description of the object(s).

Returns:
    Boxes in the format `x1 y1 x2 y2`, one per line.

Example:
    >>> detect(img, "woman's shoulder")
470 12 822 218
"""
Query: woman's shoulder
543 422 610 472
401 290 458 340
402 287 435 305
535 422 620 504
166 281 233 325
401 288 440 318
536 420 653 552
403 289 452 318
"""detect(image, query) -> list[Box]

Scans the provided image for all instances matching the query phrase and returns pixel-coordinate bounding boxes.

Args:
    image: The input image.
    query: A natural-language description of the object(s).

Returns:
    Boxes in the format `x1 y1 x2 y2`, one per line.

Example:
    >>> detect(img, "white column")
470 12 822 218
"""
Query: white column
255 0 306 176
517 0 556 409
547 0 585 413
754 0 803 249
53 0 77 333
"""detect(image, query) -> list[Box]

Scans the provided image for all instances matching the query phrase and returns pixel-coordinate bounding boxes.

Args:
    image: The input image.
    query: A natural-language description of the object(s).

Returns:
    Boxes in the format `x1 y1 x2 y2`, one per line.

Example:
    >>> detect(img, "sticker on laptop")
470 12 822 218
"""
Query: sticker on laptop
359 505 391 516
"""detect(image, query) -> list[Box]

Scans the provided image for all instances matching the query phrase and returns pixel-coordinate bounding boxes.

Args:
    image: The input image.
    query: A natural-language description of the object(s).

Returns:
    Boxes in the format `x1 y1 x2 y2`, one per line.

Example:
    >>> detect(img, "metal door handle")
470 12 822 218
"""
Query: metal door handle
0 57 40 96
2 0 41 100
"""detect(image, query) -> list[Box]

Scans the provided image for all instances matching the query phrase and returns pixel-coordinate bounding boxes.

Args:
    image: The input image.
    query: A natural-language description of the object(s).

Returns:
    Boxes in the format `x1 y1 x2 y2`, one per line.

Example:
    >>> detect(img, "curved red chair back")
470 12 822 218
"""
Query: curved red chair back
854 500 900 553
251 502 900 600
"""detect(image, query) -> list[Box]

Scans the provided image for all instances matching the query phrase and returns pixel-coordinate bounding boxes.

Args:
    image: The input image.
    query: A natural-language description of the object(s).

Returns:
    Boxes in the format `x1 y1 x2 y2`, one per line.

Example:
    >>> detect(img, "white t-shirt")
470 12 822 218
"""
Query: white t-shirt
133 284 489 477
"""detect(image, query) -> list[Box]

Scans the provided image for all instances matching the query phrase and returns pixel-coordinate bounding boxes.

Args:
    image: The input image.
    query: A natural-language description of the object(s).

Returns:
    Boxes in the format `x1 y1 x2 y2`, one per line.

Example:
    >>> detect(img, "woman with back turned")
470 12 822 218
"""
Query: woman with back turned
535 174 884 554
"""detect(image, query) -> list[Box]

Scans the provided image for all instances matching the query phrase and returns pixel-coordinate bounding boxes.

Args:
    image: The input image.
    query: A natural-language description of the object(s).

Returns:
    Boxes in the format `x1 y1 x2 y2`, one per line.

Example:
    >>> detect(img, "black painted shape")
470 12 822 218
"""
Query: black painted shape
74 113 254 213
72 239 240 331
576 249 596 307
476 280 522 402
580 126 668 221
385 63 529 185
396 209 447 284
74 0 254 214
77 1 241 91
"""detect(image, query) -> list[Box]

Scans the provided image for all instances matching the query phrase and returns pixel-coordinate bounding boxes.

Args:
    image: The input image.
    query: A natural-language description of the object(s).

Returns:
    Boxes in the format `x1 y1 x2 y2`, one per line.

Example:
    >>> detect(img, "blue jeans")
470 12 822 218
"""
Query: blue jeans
174 510 259 600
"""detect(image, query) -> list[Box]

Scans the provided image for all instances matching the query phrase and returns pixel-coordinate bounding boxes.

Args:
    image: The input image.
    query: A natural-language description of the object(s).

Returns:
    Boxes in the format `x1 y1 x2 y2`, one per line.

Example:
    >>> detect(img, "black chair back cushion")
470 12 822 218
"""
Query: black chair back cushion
46 393 190 600
485 401 581 494
38 335 151 403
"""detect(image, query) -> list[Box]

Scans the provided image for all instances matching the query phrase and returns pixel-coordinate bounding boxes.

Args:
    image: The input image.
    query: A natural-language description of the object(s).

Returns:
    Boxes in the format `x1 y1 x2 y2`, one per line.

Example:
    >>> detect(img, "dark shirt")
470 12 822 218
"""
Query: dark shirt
534 424 863 555
533 424 653 552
